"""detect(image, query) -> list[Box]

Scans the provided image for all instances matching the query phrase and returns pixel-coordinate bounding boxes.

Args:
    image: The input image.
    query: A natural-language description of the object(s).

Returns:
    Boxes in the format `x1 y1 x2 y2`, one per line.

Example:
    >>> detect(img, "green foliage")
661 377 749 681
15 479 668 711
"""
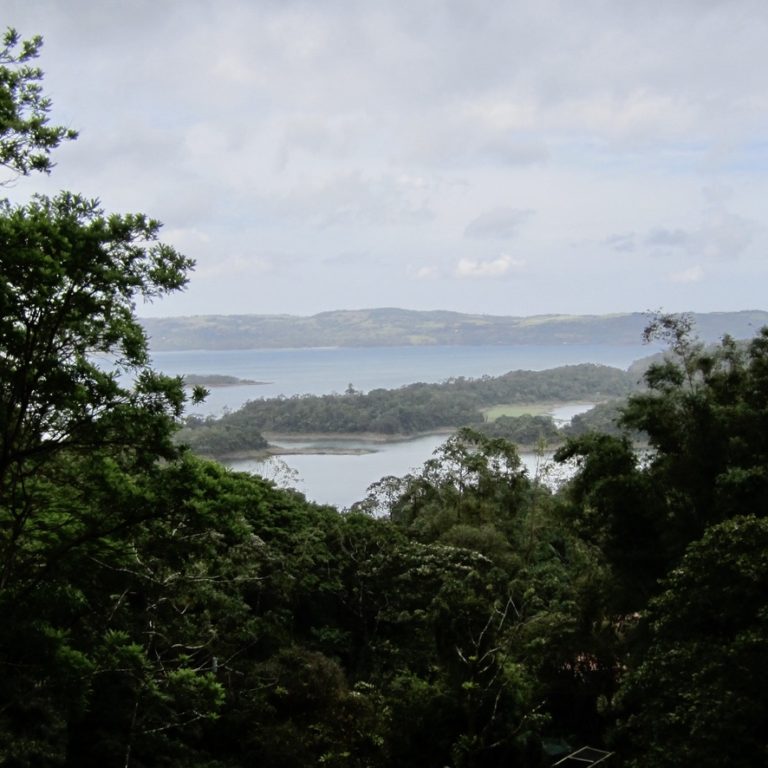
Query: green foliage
0 192 193 475
614 516 768 767
563 399 630 439
0 28 77 178
179 413 269 456
354 428 618 754
555 433 666 610
477 412 560 445
557 319 768 610
355 429 530 544
621 328 768 526
0 41 234 765
0 192 195 606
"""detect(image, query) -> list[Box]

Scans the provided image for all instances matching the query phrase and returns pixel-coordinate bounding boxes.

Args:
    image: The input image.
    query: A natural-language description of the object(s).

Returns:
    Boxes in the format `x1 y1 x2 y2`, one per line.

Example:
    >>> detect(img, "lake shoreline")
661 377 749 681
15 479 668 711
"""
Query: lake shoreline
204 428 573 462
206 429 457 461
192 398 608 462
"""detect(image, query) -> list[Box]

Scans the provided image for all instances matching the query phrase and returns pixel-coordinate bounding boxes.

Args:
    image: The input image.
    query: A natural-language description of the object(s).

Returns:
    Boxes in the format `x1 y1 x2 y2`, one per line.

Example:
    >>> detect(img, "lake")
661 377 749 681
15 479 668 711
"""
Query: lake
151 343 656 509
226 410 579 510
152 343 655 417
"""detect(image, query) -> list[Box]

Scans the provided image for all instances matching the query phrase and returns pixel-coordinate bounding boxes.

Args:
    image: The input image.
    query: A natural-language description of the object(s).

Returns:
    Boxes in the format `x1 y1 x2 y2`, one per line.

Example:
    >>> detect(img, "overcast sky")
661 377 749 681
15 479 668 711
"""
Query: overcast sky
4 0 768 318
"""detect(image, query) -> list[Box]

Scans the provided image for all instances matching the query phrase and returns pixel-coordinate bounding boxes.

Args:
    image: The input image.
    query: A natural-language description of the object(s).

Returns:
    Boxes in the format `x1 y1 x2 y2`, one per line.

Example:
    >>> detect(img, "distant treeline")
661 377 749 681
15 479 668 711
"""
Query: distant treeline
474 399 634 445
178 363 638 455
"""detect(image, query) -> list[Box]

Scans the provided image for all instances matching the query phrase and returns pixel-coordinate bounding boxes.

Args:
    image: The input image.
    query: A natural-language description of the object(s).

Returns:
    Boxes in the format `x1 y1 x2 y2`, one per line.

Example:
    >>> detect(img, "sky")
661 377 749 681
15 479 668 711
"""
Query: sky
4 0 768 318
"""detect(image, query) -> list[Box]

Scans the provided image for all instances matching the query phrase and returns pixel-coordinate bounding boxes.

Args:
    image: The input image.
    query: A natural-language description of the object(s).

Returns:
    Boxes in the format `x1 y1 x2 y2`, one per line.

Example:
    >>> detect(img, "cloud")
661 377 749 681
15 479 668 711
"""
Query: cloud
409 265 440 280
267 172 435 228
605 233 636 253
464 208 534 240
645 228 690 248
639 210 758 261
163 227 211 251
607 197 760 268
195 252 279 279
479 137 549 166
669 265 704 283
398 106 550 169
699 211 757 260
455 254 526 278
323 250 371 266
276 112 372 169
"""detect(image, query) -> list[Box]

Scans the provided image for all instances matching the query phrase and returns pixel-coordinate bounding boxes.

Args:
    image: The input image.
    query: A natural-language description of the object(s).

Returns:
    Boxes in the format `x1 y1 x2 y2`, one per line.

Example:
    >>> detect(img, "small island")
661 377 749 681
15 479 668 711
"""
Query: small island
182 373 269 388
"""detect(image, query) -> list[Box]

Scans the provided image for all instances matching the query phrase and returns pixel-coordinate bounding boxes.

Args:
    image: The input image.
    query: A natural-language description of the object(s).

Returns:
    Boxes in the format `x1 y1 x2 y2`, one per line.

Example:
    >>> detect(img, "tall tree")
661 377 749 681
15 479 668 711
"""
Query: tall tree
556 316 768 611
0 30 218 766
0 192 195 590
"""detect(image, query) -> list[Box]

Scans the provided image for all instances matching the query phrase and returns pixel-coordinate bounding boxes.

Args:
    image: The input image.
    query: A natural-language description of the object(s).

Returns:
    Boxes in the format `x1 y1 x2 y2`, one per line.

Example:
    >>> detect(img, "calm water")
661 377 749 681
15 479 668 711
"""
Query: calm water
151 344 654 509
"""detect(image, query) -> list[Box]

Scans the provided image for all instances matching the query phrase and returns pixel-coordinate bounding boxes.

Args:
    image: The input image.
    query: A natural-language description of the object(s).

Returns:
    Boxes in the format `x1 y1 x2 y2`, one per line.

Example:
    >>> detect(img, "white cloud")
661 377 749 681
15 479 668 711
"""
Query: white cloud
669 265 704 283
247 172 435 228
464 208 534 240
455 254 526 278
408 265 440 280
195 252 276 279
162 227 211 251
637 208 758 262
645 228 690 248
698 211 757 260
605 233 636 253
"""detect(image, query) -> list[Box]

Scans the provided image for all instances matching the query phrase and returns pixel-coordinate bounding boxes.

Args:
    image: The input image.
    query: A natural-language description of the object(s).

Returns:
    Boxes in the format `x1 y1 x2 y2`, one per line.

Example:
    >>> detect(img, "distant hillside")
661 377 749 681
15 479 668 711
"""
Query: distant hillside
140 308 768 351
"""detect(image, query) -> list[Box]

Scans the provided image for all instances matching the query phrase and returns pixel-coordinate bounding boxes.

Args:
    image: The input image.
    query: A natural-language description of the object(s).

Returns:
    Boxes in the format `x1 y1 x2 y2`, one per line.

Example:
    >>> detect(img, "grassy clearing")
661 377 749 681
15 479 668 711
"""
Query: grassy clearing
482 403 554 421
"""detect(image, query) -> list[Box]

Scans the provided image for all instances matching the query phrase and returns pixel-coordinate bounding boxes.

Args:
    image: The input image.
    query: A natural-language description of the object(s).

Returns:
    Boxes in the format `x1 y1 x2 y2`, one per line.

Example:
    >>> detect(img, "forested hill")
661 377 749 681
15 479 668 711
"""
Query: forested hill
141 308 768 350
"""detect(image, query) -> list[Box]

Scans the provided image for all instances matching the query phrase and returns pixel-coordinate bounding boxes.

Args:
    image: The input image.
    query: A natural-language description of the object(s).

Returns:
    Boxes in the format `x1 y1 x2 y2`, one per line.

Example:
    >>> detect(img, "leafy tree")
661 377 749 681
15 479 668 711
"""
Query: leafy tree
356 428 532 547
179 413 268 456
477 413 560 446
0 192 195 591
554 433 666 611
0 27 77 179
556 317 768 610
614 515 768 768
563 399 631 439
620 325 768 532
0 31 227 765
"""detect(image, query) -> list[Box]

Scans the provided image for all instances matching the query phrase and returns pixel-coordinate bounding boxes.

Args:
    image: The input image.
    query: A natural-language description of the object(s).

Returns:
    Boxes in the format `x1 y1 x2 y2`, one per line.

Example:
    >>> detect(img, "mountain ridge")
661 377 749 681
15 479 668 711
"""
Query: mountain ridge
140 308 768 351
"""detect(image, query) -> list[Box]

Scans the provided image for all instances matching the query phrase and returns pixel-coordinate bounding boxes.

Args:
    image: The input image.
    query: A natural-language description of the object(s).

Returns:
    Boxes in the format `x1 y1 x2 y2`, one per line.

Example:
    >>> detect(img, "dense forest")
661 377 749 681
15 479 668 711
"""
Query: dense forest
2 30 767 768
178 364 636 456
